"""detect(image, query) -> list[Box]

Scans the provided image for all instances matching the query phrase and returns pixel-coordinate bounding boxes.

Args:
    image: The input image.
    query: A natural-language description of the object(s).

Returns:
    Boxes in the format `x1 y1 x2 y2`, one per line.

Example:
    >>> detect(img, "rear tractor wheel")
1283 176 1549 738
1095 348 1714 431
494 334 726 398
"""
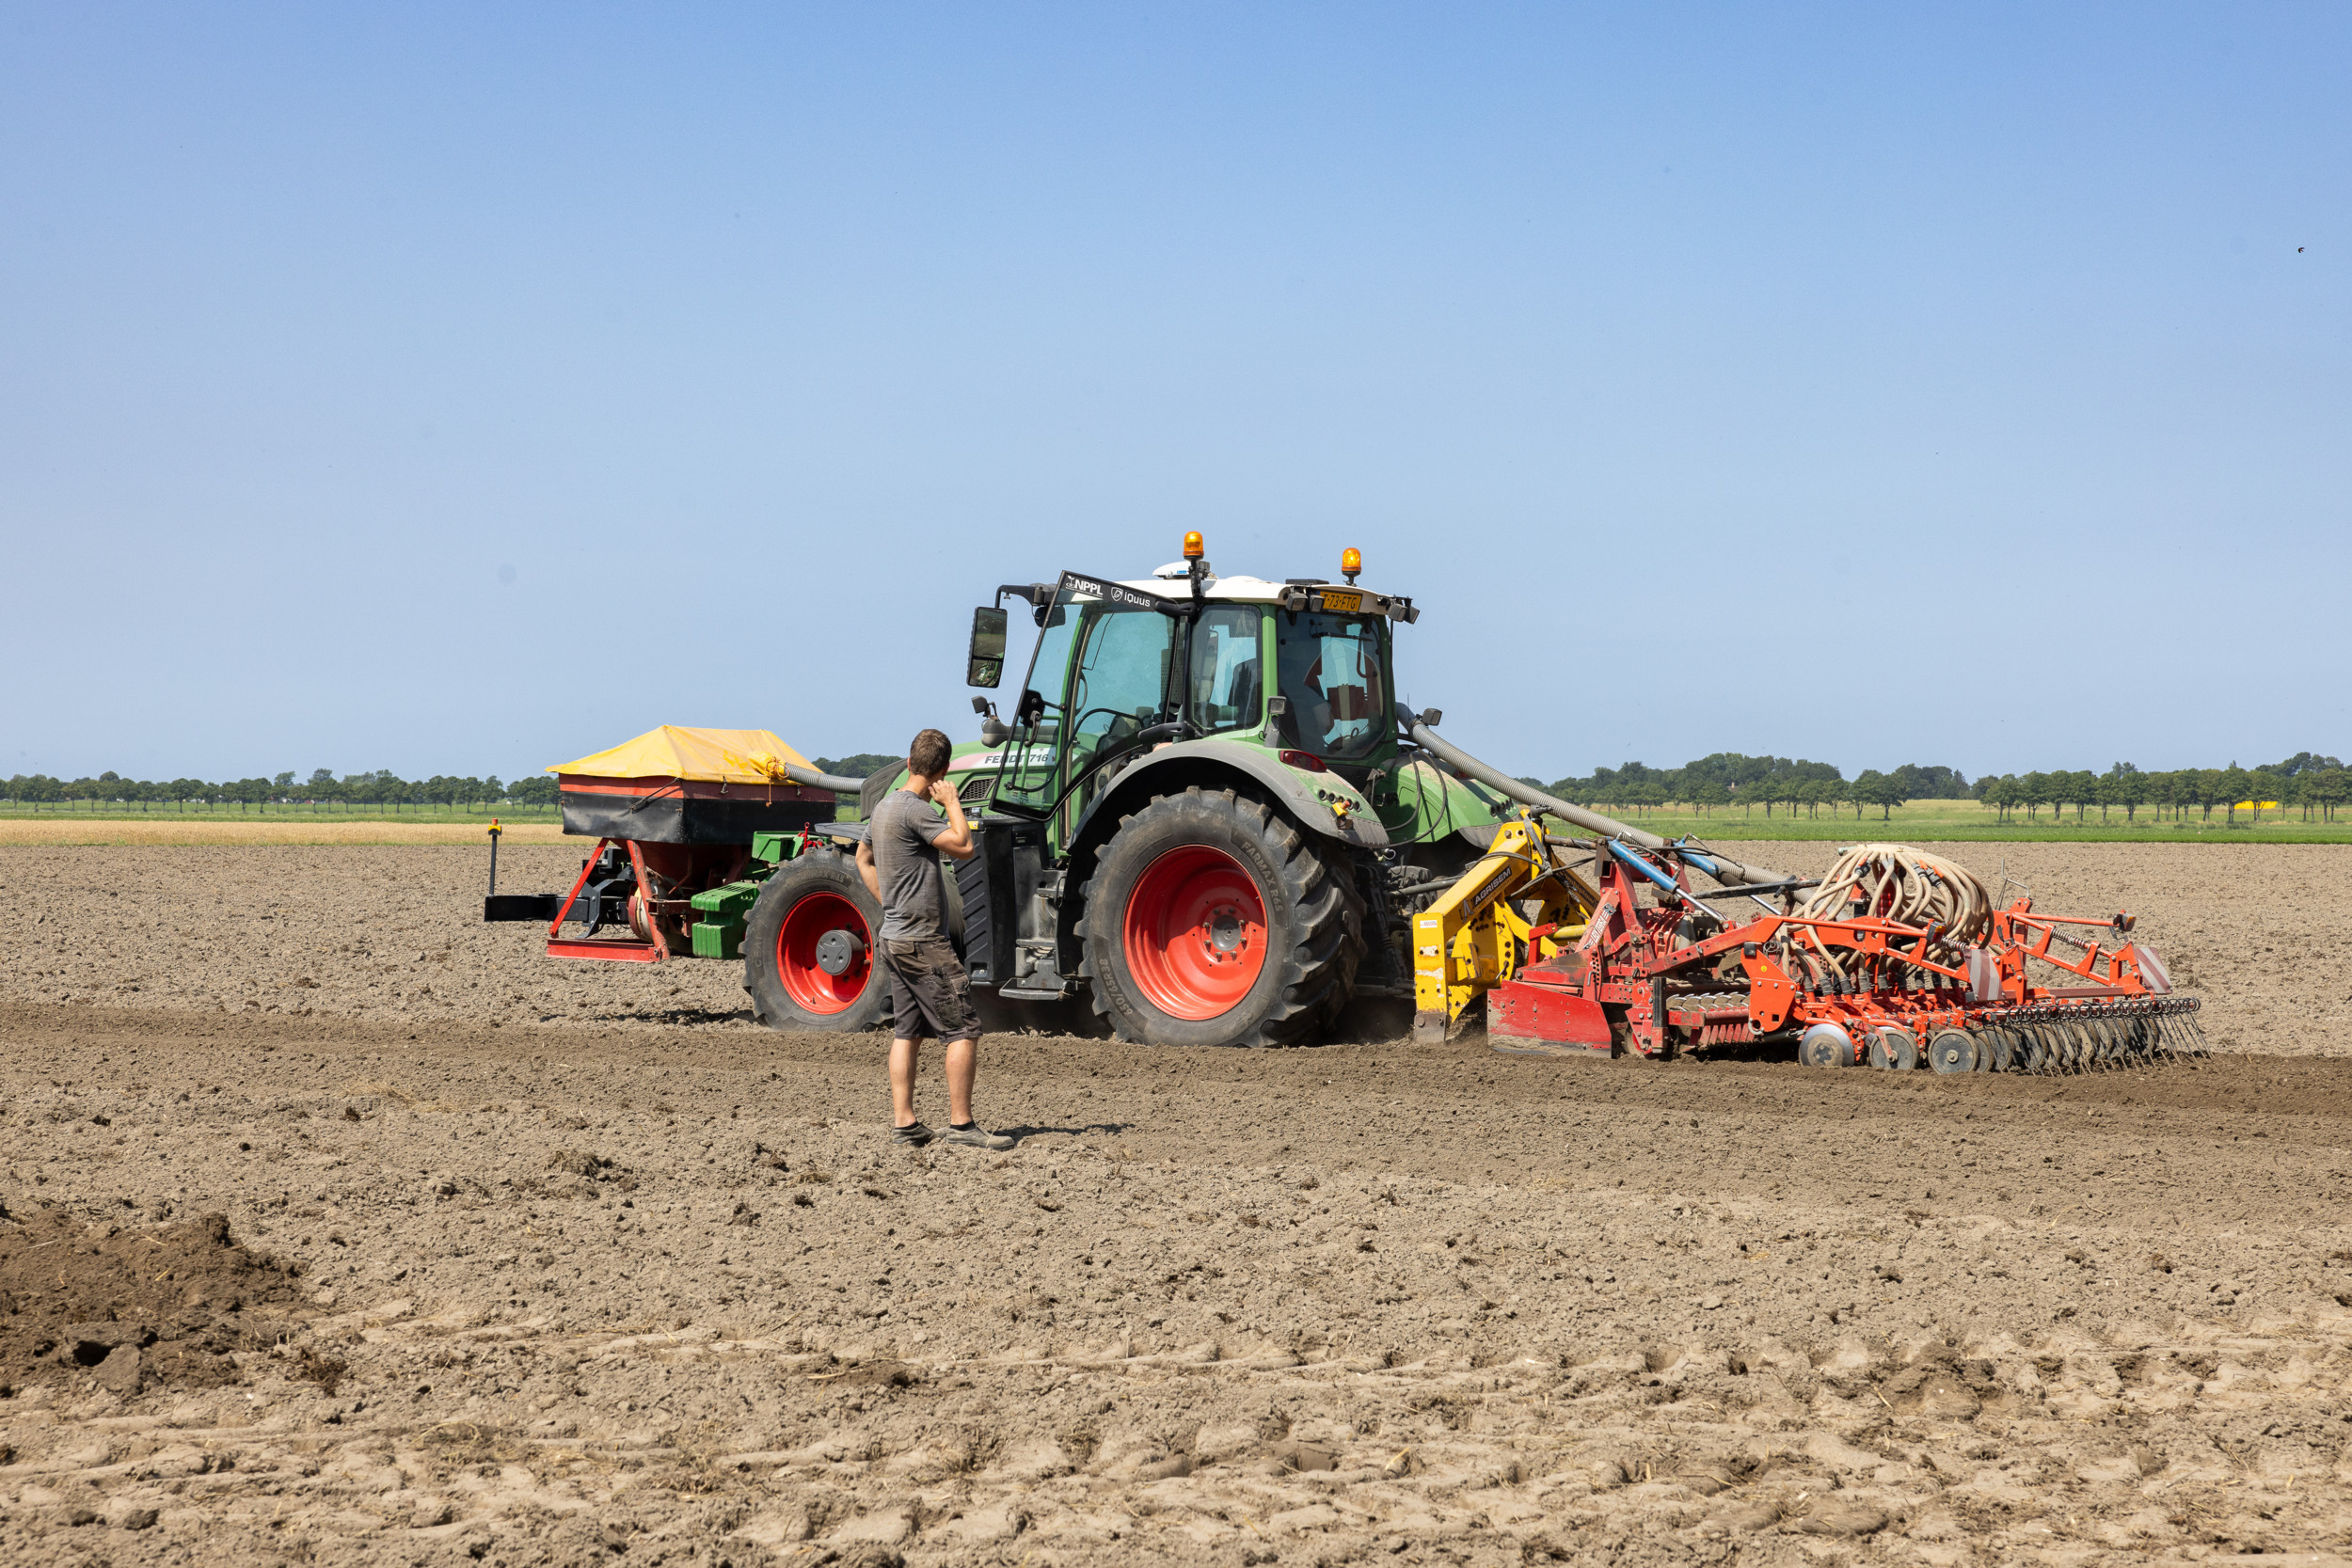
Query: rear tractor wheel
1078 786 1363 1048
743 851 887 1033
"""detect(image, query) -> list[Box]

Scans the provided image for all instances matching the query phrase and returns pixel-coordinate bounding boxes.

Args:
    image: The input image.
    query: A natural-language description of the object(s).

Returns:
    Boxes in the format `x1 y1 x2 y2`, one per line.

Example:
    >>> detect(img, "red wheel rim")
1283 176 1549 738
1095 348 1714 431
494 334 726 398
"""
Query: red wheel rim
1121 845 1268 1021
775 892 871 1014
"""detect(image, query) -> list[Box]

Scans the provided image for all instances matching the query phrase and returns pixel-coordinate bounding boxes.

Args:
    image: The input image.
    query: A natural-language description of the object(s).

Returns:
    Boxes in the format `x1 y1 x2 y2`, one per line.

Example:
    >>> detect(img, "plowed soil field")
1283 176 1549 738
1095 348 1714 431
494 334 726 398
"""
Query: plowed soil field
4 842 2352 1568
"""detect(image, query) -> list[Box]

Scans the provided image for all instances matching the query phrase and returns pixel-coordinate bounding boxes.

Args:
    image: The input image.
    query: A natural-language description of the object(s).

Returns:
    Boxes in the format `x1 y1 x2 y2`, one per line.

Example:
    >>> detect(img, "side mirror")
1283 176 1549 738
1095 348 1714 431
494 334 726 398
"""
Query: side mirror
966 606 1009 688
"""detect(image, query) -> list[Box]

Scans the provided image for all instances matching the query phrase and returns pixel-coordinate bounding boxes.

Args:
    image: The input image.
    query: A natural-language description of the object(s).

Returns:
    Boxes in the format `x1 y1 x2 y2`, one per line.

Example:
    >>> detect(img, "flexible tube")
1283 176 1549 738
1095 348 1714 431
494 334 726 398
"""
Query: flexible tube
1787 843 1992 978
783 763 872 794
1796 844 1989 942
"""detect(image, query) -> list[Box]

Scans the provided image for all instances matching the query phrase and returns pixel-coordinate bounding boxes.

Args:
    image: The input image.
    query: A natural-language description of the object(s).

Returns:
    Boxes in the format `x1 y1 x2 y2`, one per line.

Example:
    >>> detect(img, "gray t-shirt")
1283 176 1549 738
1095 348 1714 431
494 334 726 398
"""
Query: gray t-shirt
870 788 954 942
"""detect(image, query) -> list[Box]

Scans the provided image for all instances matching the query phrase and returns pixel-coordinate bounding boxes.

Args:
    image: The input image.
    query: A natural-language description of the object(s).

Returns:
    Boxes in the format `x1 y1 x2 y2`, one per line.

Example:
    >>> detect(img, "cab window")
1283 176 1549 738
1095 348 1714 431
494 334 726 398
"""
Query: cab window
1187 605 1264 736
1275 611 1389 760
1066 606 1179 785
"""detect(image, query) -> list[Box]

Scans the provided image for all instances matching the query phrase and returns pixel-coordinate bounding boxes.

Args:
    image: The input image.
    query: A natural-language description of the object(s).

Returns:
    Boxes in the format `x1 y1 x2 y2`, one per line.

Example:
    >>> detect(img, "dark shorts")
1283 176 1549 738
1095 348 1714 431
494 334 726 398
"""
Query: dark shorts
883 936 979 1043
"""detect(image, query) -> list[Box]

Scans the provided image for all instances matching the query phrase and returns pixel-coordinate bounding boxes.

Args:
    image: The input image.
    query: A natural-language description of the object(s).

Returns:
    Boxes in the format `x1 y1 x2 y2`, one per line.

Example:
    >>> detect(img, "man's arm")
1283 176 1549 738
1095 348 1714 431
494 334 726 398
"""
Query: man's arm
927 778 977 860
854 839 883 899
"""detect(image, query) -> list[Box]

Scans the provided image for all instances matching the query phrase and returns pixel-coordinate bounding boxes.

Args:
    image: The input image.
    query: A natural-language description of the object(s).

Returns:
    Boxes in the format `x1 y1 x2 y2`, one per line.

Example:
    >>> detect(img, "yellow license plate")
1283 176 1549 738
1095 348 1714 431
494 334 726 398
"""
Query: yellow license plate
1318 590 1362 612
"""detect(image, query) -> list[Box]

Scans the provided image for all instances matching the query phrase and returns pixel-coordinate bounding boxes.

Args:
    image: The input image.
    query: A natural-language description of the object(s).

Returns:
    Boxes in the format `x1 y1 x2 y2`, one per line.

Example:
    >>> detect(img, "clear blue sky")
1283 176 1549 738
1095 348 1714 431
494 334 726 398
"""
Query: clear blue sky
6 4 2345 786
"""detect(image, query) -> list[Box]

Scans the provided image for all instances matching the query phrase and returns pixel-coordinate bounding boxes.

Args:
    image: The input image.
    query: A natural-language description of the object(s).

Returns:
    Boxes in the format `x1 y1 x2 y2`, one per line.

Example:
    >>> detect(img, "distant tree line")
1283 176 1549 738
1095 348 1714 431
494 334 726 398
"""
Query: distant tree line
1532 754 1973 821
1972 754 2348 826
1 768 560 812
3 756 905 812
1526 751 2350 825
12 748 2347 826
813 754 899 779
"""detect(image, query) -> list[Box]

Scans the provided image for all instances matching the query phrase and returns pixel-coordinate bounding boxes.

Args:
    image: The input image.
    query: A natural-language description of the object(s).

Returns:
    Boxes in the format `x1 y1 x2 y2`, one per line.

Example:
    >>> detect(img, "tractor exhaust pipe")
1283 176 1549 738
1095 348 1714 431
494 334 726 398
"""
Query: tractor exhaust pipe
1395 705 1791 891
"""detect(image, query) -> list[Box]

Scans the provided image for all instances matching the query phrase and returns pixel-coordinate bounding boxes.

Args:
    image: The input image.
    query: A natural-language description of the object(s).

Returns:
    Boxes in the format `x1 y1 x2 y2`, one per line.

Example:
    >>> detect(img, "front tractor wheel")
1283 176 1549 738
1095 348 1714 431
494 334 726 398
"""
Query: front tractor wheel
1078 787 1362 1048
743 852 887 1033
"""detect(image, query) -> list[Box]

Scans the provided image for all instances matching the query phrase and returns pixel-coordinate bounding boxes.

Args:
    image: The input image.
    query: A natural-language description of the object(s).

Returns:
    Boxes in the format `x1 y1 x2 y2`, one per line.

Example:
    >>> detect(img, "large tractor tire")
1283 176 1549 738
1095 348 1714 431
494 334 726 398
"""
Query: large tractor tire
743 851 888 1033
1077 786 1364 1048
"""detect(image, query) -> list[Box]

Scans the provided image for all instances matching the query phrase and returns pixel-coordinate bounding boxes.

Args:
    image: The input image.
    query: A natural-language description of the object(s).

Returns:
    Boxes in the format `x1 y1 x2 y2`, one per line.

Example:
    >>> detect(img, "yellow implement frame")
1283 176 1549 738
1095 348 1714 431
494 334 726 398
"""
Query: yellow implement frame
1409 817 1597 1043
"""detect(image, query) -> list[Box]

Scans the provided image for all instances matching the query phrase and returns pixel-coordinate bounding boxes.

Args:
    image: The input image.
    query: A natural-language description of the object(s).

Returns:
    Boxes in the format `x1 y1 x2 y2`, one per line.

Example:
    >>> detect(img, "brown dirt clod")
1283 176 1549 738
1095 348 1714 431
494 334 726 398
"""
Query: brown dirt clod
0 1210 305 1392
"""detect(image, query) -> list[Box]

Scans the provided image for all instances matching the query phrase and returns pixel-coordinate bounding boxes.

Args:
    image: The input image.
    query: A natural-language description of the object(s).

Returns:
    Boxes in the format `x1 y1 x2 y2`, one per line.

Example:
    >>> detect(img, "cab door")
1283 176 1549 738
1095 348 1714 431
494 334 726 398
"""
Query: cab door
1057 604 1182 842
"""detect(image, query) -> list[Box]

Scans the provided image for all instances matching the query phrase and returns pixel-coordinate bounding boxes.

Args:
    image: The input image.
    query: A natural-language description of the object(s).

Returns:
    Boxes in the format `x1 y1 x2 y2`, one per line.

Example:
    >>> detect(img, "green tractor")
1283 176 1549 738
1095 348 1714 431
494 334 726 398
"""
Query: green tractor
739 539 1518 1047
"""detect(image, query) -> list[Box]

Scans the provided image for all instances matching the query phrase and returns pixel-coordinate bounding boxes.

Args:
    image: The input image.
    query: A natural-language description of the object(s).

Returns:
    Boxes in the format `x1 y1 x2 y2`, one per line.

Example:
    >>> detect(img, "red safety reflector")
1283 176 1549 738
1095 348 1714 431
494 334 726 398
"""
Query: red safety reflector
547 940 662 963
1278 750 1327 772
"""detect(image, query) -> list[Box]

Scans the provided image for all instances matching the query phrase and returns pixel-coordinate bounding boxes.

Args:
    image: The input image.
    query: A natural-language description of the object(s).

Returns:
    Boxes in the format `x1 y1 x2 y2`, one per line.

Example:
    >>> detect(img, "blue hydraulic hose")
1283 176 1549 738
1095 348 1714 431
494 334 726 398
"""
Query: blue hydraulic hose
1604 839 1691 901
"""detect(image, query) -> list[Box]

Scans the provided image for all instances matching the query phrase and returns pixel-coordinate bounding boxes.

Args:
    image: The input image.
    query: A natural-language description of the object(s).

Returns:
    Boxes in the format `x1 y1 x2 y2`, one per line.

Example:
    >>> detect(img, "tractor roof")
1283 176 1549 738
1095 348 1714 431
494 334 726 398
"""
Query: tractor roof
1112 573 1406 608
1017 566 1419 623
1117 573 1285 602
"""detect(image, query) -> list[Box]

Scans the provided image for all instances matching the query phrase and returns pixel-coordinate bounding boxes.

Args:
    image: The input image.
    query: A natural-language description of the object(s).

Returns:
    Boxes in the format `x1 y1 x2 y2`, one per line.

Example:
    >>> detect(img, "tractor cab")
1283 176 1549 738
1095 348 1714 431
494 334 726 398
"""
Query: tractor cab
964 535 1421 855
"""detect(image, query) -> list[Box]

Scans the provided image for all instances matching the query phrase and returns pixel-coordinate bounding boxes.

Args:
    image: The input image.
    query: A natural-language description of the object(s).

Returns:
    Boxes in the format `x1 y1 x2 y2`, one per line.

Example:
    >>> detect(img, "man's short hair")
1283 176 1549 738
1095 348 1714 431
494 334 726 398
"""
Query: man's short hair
908 728 952 777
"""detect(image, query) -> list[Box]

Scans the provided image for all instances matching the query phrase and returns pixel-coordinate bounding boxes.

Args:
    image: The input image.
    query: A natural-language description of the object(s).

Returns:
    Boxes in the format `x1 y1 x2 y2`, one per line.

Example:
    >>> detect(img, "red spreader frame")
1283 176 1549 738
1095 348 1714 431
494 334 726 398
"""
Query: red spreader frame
546 837 664 962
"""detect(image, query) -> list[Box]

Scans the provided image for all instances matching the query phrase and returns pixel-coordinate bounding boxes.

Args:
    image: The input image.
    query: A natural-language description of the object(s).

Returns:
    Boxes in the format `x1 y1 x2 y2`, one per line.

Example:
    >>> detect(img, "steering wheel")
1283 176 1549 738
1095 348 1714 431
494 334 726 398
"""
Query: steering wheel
1062 706 1187 785
1067 705 1154 746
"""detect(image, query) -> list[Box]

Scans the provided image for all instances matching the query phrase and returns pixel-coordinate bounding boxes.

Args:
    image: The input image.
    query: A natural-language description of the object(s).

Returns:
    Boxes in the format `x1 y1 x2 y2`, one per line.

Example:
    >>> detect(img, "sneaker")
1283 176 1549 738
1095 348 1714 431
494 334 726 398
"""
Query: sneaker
940 1122 1015 1151
891 1121 934 1147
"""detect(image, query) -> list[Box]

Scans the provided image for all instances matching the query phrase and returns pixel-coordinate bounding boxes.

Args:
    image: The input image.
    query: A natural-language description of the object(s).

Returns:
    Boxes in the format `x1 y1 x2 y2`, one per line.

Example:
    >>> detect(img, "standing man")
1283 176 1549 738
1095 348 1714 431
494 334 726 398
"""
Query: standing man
856 728 1017 1151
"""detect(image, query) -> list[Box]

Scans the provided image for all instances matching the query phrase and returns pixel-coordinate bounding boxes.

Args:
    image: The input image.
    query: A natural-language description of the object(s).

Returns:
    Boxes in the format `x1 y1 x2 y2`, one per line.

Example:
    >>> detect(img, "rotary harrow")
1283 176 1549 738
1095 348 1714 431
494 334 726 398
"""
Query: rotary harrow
1405 758 2207 1071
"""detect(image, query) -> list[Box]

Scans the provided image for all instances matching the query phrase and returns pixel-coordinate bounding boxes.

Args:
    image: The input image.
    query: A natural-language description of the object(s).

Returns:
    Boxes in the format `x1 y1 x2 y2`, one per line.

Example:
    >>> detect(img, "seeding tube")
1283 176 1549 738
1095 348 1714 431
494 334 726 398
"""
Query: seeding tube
1395 704 1790 890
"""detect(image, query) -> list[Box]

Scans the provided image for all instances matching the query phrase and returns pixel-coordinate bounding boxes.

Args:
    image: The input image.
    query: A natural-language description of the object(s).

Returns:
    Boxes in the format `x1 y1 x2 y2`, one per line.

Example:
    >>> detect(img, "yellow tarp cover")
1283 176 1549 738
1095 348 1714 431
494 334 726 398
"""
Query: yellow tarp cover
548 726 816 784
